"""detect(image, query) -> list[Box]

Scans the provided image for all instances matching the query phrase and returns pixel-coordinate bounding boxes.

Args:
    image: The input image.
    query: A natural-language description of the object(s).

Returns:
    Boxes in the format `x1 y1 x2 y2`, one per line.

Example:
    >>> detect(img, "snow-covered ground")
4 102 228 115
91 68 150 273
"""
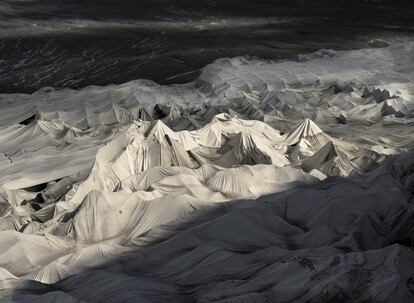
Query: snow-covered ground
0 43 413 302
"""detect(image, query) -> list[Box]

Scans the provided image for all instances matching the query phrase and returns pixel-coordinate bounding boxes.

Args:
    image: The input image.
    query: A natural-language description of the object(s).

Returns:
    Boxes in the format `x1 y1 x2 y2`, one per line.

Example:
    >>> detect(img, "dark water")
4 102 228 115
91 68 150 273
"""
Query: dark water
0 0 413 93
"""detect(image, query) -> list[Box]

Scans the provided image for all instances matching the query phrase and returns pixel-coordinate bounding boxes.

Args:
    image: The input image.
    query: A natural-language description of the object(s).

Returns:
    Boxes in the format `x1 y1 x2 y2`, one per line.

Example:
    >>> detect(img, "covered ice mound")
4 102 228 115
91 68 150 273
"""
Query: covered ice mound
3 151 414 302
0 113 313 231
0 164 319 282
285 119 333 160
283 119 377 176
215 132 289 166
285 118 323 145
0 114 384 228
300 141 379 176
0 43 414 302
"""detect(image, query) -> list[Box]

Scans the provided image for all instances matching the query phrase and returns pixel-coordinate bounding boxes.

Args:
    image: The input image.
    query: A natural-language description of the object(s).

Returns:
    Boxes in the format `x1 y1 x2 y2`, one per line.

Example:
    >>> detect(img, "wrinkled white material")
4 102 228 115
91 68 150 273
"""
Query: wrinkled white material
0 43 414 302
